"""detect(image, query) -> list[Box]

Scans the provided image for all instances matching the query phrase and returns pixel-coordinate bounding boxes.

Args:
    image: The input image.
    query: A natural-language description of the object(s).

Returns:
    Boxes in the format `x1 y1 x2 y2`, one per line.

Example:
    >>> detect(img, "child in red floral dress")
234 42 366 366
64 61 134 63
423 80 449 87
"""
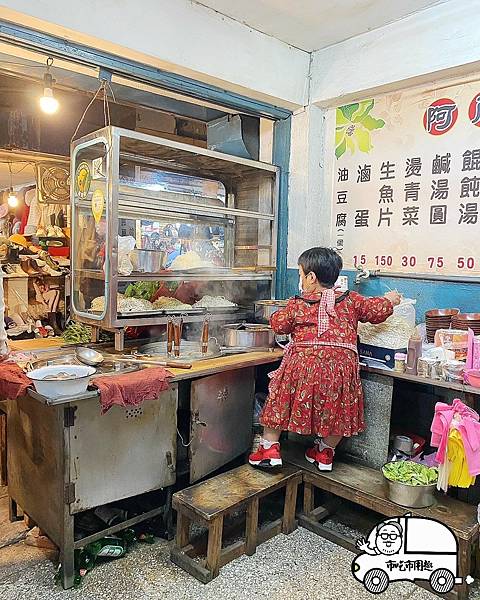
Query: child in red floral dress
249 247 400 471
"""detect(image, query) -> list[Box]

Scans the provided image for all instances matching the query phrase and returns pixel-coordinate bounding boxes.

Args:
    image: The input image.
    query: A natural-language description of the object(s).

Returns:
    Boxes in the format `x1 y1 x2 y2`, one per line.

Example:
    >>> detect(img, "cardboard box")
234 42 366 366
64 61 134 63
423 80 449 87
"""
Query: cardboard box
359 343 407 369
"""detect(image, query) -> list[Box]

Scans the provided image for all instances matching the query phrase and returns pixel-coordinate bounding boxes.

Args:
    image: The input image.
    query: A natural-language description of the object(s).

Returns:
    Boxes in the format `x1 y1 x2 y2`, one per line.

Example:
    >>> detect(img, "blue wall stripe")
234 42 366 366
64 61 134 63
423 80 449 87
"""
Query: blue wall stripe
285 268 480 322
272 117 291 299
0 19 292 120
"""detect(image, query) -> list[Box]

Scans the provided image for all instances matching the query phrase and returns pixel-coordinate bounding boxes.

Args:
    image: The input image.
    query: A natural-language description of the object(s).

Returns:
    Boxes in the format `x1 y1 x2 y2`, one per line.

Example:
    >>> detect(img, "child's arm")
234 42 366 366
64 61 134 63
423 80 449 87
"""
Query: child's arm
270 299 297 334
351 291 399 324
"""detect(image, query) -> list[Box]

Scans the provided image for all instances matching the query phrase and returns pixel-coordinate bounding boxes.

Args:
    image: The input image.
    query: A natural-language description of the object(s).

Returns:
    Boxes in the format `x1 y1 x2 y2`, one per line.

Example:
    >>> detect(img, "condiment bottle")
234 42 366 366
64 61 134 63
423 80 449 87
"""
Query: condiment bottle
201 317 209 355
394 352 407 373
167 318 174 355
406 334 422 375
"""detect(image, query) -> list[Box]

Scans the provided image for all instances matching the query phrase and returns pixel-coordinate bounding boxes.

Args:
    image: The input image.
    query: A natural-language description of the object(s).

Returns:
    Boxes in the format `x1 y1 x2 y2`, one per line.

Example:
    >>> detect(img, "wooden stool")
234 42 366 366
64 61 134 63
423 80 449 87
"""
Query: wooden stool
283 441 479 600
171 464 302 583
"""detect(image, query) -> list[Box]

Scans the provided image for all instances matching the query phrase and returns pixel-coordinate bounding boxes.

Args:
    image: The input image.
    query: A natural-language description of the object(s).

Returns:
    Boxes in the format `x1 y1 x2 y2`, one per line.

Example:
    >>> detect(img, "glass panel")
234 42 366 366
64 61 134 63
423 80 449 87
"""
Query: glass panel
118 215 231 270
113 278 270 316
118 159 226 209
234 215 273 270
72 141 108 318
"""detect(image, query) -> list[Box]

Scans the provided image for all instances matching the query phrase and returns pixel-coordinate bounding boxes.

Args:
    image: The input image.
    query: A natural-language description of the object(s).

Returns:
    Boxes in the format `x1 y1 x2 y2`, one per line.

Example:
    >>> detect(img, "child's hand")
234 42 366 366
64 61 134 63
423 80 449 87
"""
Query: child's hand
385 291 401 306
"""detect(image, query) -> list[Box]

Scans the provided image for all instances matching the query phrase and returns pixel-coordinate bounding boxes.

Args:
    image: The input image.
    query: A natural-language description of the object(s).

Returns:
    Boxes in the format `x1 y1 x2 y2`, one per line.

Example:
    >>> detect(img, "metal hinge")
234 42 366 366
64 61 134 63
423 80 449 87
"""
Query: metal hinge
64 483 76 504
63 406 77 428
166 451 176 473
192 410 207 428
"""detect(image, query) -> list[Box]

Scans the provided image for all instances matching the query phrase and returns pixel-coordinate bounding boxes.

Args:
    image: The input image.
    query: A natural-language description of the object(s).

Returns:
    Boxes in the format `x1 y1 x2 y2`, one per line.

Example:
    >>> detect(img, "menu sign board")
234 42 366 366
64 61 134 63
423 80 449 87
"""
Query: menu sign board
332 80 480 276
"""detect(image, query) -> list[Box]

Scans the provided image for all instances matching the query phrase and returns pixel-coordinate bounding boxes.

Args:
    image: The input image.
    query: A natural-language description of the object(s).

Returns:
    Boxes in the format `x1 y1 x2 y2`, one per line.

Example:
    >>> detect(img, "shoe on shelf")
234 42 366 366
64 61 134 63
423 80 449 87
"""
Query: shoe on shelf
20 258 40 276
249 442 282 468
2 264 15 275
305 445 334 472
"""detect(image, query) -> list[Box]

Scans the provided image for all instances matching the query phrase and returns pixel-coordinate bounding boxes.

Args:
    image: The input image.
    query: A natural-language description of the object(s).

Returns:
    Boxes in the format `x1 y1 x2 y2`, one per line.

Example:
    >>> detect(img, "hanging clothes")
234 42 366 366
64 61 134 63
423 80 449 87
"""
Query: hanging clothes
431 399 480 476
431 399 480 491
24 187 41 235
447 429 475 488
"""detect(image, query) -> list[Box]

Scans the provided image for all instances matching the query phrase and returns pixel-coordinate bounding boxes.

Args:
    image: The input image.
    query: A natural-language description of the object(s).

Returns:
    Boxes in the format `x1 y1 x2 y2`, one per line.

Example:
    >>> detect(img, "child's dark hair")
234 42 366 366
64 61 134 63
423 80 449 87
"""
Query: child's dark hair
298 247 343 288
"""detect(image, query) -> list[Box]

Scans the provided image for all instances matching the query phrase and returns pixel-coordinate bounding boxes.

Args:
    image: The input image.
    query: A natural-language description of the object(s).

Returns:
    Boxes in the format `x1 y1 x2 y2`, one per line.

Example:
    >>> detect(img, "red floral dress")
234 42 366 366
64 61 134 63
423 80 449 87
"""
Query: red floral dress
260 290 393 437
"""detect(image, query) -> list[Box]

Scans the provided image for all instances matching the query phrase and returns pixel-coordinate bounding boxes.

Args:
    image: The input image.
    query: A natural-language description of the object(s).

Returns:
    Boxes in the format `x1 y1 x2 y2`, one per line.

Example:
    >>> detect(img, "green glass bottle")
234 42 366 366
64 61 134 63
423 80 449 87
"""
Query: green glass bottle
86 536 126 559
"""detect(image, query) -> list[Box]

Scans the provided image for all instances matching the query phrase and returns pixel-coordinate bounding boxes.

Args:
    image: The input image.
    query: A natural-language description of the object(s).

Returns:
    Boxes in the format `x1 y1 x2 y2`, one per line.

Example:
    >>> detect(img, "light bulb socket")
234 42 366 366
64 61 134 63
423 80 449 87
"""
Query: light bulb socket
43 72 54 88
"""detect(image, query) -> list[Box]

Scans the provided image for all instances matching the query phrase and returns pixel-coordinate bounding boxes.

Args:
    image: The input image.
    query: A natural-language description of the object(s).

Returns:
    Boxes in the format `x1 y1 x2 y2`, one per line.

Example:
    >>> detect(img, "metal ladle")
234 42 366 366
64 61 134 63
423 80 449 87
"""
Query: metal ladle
75 347 105 366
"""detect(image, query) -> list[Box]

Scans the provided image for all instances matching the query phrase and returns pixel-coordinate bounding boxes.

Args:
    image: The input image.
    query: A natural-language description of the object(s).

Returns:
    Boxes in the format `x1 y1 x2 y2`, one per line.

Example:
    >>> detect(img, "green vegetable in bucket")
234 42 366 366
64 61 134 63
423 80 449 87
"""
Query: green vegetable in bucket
382 461 438 486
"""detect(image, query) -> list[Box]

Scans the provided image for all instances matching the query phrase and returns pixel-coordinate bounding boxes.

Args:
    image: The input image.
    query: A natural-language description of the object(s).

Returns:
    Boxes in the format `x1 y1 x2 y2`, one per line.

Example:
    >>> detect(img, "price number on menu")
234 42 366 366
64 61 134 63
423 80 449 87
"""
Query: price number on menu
457 257 475 270
353 254 477 271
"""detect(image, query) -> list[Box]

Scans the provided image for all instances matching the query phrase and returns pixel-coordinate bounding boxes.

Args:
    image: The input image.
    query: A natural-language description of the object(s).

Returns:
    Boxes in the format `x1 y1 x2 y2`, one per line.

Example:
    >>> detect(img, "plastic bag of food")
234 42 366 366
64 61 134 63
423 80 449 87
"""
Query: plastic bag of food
118 236 136 276
393 298 416 329
435 328 468 361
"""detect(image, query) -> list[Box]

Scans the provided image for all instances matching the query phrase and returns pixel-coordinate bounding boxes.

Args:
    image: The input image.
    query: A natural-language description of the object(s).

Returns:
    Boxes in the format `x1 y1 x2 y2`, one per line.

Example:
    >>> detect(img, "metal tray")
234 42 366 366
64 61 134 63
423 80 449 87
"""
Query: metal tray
200 305 239 313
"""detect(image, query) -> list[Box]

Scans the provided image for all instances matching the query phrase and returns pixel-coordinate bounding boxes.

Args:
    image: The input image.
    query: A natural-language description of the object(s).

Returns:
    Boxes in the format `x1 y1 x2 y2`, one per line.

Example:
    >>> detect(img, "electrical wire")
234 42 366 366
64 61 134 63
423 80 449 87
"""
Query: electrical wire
176 427 193 447
70 79 106 143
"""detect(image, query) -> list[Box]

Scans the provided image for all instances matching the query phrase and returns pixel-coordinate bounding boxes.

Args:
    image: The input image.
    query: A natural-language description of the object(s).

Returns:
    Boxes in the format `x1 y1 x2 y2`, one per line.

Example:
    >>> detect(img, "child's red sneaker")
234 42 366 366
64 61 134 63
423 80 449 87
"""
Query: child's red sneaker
305 445 334 471
249 443 282 468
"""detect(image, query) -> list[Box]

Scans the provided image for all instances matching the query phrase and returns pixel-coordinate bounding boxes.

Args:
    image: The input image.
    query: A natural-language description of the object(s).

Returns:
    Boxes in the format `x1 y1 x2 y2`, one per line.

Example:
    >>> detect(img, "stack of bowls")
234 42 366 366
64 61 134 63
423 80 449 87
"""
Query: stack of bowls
425 309 459 343
452 313 480 334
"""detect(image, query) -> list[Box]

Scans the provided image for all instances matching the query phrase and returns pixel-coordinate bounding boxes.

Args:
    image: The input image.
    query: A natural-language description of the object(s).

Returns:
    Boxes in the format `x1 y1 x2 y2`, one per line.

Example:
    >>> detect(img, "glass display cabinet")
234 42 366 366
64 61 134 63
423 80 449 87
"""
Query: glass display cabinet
71 126 279 349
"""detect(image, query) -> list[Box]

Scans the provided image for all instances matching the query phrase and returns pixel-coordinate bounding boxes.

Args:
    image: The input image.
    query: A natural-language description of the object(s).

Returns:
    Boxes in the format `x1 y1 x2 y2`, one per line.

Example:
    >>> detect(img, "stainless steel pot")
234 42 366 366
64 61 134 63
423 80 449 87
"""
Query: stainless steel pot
392 435 414 455
254 300 288 323
223 323 275 348
384 473 436 508
130 249 167 273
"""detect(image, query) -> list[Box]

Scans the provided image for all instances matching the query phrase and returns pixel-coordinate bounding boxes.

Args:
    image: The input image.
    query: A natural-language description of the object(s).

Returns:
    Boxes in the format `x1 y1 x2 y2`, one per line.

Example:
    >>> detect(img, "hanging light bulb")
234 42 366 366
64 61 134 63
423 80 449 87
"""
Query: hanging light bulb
7 188 18 208
40 57 59 114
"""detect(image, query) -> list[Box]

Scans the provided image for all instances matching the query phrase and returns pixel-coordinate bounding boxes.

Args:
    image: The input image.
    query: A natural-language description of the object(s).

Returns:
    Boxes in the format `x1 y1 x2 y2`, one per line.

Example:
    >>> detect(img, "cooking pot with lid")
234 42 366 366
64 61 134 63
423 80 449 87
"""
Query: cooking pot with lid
223 323 275 348
254 300 288 323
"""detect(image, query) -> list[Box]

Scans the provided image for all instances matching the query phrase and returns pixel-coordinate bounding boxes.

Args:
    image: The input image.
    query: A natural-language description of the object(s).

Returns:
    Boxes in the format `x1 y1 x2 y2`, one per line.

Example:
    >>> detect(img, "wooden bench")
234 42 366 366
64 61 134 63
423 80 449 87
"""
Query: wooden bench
171 463 302 583
283 441 479 600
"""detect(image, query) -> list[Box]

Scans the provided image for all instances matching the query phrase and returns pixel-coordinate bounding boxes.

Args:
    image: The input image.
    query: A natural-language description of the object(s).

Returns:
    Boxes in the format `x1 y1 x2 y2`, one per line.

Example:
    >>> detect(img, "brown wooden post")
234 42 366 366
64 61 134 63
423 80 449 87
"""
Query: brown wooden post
206 515 224 579
176 511 191 549
282 479 299 534
245 497 259 555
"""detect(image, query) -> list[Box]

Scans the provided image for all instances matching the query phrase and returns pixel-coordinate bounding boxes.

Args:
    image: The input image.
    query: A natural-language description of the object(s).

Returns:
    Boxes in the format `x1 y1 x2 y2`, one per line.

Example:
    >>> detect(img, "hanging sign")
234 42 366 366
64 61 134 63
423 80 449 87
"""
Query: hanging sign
91 189 105 224
332 80 480 276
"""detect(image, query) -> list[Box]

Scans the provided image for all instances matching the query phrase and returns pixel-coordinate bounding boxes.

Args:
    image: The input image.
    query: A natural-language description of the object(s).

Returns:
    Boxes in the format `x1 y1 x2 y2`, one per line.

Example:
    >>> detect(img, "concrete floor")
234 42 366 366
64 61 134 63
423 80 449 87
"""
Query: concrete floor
0 488 476 600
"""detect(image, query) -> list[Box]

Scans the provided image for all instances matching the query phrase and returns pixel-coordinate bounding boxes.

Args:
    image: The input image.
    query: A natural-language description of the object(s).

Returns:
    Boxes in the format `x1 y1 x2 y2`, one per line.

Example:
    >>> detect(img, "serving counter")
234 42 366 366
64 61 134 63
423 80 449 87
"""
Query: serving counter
5 349 282 588
5 342 480 589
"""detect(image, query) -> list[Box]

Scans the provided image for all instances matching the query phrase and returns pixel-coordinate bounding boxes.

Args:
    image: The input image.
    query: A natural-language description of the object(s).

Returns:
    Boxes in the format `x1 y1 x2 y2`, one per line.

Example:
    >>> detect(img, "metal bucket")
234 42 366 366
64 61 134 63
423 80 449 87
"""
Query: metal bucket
130 249 167 273
384 477 436 508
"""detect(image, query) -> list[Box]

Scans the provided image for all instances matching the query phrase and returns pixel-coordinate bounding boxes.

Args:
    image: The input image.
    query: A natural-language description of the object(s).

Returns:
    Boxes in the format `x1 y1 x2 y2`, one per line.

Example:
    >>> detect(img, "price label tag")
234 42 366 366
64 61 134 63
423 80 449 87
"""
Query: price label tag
91 189 104 224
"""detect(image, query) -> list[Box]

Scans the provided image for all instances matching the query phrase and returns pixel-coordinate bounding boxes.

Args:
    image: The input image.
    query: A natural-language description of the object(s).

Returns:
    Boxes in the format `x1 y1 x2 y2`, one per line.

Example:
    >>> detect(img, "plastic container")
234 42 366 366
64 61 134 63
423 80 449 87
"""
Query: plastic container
48 246 70 258
464 369 480 388
27 365 96 399
406 335 422 375
394 353 407 373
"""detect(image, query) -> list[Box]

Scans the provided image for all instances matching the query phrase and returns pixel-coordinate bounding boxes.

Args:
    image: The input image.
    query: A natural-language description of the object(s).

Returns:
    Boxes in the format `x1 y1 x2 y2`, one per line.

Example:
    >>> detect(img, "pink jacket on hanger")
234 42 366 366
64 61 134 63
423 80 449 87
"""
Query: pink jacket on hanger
431 399 480 476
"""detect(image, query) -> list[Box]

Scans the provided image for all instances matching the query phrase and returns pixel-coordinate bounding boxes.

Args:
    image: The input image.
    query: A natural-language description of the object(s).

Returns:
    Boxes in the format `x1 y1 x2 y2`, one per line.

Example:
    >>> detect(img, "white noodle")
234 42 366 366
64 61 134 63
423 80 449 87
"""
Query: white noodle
193 295 236 308
358 316 414 349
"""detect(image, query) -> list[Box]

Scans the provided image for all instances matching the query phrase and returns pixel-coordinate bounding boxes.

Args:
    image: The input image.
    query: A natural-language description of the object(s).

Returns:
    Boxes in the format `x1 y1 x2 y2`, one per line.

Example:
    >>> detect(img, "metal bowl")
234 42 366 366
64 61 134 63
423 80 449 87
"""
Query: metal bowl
130 249 167 273
383 464 436 508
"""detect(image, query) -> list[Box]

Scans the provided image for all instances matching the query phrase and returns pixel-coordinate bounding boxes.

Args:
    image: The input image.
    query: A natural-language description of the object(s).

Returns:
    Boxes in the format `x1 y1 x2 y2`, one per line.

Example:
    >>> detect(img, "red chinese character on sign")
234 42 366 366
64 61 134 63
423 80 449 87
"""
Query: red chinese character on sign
423 98 458 135
469 93 480 127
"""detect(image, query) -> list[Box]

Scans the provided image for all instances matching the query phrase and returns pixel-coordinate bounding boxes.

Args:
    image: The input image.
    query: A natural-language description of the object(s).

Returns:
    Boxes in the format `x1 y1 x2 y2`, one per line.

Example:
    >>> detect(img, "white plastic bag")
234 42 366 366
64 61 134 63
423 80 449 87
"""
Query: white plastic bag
118 236 136 276
393 298 416 328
